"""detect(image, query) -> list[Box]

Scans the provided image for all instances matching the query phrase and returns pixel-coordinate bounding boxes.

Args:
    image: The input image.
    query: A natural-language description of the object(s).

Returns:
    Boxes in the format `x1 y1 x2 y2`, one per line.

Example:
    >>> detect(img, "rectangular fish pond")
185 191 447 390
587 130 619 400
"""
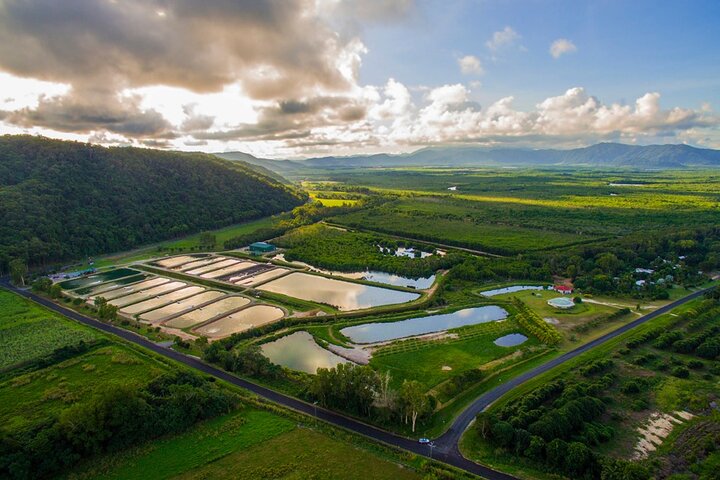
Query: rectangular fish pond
72 273 150 297
194 305 285 338
340 306 508 344
120 286 205 315
261 331 351 374
154 255 204 269
257 272 420 311
200 261 256 279
91 277 169 301
164 296 251 329
139 290 226 323
57 268 139 290
185 258 239 276
108 281 186 307
176 257 224 271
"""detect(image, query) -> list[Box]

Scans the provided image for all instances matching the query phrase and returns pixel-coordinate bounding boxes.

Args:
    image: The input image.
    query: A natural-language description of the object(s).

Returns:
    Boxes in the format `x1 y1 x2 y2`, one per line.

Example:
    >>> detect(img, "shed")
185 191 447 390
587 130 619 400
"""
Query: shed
249 242 276 254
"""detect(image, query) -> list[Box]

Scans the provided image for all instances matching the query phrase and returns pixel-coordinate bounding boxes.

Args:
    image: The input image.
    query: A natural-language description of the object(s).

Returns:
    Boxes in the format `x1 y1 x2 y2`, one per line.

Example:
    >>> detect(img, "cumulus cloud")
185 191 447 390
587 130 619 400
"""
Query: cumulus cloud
549 38 578 58
0 0 375 139
0 1 717 154
486 27 521 52
458 55 483 75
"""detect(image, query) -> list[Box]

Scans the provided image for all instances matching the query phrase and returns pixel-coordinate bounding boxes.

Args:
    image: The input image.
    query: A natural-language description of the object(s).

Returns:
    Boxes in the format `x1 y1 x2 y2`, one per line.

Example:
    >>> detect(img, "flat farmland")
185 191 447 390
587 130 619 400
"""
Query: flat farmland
0 290 100 371
321 169 720 254
73 409 421 480
332 197 594 254
0 344 165 432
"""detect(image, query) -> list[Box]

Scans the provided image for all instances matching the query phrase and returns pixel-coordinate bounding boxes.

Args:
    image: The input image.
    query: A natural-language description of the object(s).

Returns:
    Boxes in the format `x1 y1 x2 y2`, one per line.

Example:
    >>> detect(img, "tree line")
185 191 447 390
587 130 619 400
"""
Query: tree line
0 371 237 479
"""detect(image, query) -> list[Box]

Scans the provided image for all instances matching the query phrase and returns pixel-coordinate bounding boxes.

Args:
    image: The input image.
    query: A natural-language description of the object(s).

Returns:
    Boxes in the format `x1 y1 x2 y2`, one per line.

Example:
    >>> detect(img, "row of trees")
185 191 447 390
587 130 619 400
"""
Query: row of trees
512 299 562 344
307 364 432 432
0 371 237 479
203 342 435 433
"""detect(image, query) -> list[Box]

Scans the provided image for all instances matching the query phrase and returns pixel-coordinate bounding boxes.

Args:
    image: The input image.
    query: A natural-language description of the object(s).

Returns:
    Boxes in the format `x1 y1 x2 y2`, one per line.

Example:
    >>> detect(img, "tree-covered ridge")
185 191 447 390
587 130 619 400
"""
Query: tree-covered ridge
0 135 307 267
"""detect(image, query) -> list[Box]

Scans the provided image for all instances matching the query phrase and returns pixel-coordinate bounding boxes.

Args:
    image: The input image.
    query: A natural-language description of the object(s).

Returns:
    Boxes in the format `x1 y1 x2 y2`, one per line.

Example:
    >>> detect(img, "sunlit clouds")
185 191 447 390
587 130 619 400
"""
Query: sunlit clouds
0 0 717 156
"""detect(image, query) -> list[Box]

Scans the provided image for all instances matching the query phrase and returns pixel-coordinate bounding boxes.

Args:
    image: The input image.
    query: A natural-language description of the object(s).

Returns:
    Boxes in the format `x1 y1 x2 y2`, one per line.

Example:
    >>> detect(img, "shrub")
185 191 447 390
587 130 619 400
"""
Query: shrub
687 359 704 370
671 366 690 378
620 381 641 394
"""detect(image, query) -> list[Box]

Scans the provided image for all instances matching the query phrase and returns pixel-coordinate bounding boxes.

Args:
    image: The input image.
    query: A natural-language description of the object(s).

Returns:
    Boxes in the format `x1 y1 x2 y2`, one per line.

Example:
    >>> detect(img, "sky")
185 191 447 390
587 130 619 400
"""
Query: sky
0 0 718 158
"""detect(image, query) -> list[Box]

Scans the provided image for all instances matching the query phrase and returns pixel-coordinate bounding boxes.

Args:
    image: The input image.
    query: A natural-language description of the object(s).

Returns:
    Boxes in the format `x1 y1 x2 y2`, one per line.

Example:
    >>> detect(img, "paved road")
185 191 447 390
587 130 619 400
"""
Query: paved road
434 287 711 450
1 278 709 480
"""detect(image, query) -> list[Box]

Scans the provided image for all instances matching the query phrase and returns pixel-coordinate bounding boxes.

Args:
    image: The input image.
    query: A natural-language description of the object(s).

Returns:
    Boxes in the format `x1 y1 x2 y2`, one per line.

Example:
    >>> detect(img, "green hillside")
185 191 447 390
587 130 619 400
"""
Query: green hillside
0 136 307 268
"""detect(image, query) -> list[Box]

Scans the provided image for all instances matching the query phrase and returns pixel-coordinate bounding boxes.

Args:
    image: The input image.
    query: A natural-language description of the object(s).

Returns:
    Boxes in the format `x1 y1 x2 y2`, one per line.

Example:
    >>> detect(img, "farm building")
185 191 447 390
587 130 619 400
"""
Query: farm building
553 285 573 294
249 241 276 254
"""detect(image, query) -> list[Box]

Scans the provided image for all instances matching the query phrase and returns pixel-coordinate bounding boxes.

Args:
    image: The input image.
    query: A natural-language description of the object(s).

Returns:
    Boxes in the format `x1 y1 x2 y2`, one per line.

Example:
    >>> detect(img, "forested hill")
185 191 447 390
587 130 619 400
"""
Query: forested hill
0 135 307 268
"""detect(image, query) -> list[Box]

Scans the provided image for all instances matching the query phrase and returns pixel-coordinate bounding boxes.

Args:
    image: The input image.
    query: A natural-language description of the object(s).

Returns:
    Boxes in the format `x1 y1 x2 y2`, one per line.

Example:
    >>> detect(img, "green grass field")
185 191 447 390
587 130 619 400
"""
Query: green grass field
74 409 420 480
370 319 537 390
0 290 100 371
0 344 166 432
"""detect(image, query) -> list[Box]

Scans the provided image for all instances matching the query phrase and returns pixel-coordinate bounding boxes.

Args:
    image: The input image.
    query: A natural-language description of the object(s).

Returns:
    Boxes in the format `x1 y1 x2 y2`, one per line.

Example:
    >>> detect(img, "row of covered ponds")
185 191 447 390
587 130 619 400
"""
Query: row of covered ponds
58 259 540 375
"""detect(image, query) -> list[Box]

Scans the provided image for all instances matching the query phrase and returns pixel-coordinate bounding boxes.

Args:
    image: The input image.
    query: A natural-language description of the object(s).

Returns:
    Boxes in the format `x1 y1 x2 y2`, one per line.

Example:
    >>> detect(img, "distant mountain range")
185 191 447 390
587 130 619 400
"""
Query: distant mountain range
215 143 720 175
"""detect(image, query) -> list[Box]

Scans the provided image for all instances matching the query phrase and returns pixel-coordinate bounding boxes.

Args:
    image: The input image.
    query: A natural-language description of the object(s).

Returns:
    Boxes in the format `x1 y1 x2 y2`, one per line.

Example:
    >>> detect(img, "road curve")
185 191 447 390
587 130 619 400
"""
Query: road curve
435 287 711 449
1 277 710 480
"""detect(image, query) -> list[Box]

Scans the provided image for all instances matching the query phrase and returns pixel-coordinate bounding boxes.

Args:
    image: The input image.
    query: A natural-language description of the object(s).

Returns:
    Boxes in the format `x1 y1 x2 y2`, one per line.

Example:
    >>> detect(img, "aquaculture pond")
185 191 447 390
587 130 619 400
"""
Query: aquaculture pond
154 255 204 268
185 258 239 275
57 268 139 290
480 285 545 297
340 306 508 344
92 277 169 301
360 271 435 290
176 257 224 271
261 331 350 374
200 261 255 279
165 296 251 329
120 286 205 315
258 272 419 311
195 305 284 338
108 281 186 307
73 273 149 297
232 267 290 286
139 291 225 323
494 333 528 347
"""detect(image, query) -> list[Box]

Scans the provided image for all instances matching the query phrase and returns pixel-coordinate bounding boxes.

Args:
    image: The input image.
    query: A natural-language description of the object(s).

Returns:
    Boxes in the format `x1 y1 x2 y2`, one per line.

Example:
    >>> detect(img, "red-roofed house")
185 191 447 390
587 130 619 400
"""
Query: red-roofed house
553 285 573 294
